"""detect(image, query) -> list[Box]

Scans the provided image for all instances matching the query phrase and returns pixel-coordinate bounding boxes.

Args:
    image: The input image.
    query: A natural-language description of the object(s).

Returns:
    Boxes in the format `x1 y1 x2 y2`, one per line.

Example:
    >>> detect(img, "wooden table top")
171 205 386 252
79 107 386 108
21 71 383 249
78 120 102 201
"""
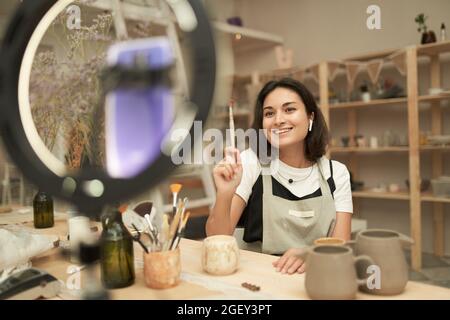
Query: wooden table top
5 219 450 300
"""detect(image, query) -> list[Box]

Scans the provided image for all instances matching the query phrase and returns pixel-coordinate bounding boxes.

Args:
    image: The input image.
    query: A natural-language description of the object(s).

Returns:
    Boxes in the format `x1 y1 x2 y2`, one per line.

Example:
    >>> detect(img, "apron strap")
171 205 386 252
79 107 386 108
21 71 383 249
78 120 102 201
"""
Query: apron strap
261 164 273 195
261 157 333 199
317 158 334 201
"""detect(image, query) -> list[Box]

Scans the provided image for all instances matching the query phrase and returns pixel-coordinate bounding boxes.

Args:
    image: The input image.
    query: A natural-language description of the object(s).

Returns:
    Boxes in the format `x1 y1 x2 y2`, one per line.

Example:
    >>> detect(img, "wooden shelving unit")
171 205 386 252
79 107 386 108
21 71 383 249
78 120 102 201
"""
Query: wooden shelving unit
417 40 450 56
329 97 408 110
352 190 410 201
331 146 450 153
352 190 450 204
317 41 450 271
420 145 450 152
330 146 409 153
419 93 450 102
421 193 450 204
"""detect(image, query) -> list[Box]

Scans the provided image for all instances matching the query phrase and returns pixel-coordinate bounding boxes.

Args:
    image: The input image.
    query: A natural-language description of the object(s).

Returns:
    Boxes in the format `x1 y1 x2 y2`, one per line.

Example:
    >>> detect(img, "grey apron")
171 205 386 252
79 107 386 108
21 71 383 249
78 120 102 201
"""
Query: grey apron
261 160 336 254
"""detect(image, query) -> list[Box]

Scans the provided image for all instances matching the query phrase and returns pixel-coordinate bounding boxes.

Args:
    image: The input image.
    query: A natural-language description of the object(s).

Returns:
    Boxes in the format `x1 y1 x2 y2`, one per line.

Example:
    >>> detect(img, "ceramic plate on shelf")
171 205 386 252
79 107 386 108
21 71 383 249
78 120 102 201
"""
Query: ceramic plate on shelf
427 135 450 145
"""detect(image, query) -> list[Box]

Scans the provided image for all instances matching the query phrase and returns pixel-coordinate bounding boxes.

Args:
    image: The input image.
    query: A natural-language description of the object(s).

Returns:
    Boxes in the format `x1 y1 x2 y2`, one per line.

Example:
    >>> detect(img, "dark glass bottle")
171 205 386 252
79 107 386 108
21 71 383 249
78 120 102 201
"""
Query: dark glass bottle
33 191 54 229
100 208 135 289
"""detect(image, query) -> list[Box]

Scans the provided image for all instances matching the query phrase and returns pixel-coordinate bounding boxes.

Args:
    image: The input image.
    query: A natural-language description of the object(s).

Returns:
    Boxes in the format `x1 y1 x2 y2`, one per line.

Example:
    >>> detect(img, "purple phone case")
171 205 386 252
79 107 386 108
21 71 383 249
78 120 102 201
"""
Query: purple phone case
105 38 174 178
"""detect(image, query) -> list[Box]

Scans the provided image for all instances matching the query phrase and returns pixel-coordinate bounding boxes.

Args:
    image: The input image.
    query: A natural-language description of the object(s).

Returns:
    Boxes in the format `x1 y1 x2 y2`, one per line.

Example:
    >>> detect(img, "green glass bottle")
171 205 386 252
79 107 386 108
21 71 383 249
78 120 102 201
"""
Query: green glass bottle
33 191 54 229
100 208 135 289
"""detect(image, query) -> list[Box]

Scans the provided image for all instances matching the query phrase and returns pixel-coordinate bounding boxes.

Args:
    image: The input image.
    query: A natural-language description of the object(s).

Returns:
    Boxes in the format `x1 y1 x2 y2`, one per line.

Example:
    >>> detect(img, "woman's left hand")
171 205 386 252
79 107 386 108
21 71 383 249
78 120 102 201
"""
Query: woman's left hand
272 248 306 274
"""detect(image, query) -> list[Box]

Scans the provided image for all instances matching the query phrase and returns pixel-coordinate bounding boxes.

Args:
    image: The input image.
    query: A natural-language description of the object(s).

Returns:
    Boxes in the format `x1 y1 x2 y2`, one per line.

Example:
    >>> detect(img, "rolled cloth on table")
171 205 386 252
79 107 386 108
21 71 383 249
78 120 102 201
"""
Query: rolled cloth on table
0 226 57 272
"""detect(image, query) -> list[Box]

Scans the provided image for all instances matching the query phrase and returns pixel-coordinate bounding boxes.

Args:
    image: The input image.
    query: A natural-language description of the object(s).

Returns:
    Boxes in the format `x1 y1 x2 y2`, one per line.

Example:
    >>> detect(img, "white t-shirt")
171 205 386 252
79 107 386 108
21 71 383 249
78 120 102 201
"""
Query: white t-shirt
235 149 353 213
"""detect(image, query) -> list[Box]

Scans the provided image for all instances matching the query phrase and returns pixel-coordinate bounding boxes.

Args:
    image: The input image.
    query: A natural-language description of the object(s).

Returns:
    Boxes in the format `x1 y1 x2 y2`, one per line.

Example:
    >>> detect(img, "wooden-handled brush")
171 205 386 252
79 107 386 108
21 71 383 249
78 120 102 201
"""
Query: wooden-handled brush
171 211 191 250
165 199 184 250
228 99 236 150
170 183 182 219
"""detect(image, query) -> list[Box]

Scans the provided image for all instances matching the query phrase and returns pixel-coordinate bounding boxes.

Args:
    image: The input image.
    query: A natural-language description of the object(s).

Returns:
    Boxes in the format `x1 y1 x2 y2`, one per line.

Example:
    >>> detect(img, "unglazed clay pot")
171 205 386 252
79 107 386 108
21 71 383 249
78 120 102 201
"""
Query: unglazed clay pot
300 245 374 300
202 235 239 275
351 229 414 295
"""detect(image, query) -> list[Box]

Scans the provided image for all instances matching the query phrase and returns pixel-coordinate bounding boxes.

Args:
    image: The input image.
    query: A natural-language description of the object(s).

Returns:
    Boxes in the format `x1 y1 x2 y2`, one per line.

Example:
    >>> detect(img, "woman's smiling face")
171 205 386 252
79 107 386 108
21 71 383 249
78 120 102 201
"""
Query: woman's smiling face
262 87 312 148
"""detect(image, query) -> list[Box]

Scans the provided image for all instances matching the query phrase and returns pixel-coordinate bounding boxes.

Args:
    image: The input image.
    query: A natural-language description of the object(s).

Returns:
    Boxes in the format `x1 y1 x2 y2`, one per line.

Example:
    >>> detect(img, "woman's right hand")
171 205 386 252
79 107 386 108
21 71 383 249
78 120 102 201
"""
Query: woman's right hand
213 147 243 195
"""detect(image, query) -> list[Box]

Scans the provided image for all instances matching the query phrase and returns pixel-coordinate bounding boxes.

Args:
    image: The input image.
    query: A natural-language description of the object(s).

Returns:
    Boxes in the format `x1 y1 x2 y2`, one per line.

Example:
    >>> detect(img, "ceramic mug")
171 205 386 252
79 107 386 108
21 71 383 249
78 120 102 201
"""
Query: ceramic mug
202 235 239 275
68 216 91 263
300 245 374 300
350 229 413 295
314 237 346 246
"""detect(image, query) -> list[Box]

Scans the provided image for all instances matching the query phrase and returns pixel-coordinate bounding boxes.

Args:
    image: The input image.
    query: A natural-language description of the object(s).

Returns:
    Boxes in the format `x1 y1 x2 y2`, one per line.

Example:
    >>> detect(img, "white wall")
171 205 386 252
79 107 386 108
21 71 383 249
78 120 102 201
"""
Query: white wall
234 0 450 71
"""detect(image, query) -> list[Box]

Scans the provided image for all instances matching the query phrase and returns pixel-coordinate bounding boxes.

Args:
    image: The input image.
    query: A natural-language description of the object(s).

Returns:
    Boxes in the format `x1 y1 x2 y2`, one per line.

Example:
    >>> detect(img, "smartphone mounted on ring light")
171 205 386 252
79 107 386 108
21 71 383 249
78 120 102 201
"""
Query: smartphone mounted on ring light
104 37 175 179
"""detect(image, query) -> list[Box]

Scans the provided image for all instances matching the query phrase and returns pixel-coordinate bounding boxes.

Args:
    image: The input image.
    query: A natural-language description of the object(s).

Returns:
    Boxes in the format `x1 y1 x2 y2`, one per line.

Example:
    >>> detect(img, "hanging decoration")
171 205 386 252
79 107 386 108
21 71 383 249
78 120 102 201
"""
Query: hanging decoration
327 61 341 82
388 49 407 76
366 59 384 84
345 62 361 93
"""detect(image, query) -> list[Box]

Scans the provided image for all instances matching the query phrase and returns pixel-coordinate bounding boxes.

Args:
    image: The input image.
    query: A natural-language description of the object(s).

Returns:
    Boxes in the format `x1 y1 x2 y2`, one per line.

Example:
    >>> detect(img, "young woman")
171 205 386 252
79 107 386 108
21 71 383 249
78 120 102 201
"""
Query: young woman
206 78 353 275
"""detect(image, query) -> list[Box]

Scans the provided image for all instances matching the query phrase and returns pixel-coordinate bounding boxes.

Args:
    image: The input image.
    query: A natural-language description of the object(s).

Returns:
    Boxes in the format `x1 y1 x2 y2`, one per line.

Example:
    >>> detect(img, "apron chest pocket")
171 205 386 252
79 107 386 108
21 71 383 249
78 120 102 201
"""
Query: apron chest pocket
287 209 317 229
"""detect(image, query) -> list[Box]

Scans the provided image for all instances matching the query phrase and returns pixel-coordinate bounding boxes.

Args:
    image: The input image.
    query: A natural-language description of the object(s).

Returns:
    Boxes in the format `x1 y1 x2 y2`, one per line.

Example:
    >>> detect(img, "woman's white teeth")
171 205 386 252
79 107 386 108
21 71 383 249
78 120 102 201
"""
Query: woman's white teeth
274 128 293 134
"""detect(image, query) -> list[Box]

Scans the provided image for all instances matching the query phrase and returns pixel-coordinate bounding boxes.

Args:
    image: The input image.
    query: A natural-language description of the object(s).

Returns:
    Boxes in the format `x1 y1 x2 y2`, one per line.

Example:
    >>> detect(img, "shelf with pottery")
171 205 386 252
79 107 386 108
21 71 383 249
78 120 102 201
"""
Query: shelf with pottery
352 189 410 201
420 145 450 152
330 146 409 153
417 38 450 264
314 42 450 271
417 39 450 56
418 92 450 102
328 97 408 110
212 21 284 54
421 193 450 204
352 189 450 204
327 93 450 111
330 145 450 154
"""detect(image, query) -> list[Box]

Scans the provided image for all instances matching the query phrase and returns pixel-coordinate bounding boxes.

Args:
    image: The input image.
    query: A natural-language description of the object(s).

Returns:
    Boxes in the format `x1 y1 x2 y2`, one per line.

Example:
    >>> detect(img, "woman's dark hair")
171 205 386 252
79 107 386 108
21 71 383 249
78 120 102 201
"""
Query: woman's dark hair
252 77 329 163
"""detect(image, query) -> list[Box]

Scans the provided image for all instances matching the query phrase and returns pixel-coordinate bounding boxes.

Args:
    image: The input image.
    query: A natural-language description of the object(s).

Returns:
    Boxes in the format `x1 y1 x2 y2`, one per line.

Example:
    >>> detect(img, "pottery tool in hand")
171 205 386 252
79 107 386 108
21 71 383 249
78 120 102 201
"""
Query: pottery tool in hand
131 223 149 253
241 282 261 292
170 183 182 219
128 201 157 244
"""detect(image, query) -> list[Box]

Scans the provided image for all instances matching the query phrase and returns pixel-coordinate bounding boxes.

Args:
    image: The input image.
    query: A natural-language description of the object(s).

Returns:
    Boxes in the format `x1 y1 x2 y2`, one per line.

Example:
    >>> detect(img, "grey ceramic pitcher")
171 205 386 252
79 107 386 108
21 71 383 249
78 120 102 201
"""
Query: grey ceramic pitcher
299 245 374 300
351 229 414 295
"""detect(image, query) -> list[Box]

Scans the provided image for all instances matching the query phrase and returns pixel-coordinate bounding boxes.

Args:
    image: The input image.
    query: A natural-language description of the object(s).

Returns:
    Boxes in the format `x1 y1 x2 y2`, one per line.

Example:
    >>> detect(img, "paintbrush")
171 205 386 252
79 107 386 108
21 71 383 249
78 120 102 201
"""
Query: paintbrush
165 199 184 250
134 201 153 218
161 213 170 251
170 183 182 219
131 223 149 254
171 211 191 250
228 99 236 150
